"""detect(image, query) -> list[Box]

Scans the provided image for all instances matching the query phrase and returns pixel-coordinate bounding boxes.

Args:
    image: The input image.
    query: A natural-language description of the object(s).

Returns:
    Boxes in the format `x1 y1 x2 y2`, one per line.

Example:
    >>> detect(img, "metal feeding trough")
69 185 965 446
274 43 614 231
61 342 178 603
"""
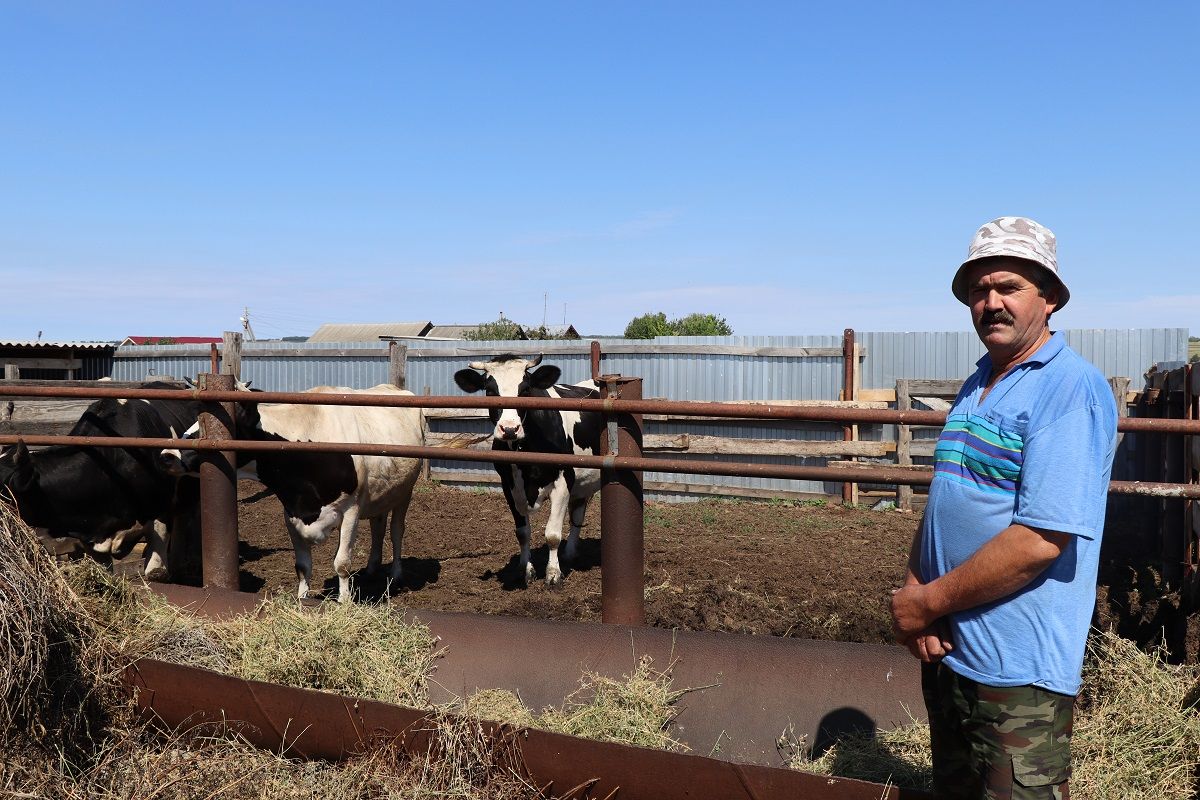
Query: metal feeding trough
128 584 934 800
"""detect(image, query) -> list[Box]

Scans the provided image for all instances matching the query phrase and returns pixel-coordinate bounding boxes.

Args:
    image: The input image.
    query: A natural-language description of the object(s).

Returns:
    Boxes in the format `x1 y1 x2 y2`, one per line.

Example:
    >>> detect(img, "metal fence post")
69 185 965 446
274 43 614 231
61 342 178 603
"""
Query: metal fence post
198 372 239 590
599 375 644 625
841 328 861 505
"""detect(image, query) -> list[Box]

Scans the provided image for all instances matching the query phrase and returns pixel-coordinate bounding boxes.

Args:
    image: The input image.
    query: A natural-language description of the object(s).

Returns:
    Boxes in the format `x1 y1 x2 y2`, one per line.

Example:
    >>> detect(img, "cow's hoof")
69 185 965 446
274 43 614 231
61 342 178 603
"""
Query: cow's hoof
144 565 169 582
545 570 563 588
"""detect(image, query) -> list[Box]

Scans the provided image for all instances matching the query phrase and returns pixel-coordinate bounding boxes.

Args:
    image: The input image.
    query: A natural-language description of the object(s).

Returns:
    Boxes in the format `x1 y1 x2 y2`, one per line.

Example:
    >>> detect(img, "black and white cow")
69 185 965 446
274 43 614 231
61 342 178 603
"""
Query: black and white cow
453 354 603 587
0 383 200 580
160 384 424 602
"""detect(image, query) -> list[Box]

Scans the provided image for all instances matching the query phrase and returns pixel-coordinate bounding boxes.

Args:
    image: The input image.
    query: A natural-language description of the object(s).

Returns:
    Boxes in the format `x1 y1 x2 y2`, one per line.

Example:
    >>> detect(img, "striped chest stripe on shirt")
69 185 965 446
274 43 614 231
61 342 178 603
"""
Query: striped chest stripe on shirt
933 413 1024 494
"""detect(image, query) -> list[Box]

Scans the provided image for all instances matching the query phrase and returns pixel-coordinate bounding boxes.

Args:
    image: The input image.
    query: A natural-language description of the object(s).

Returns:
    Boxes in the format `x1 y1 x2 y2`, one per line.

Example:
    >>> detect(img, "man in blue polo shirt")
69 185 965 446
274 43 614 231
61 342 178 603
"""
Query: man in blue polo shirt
889 216 1118 799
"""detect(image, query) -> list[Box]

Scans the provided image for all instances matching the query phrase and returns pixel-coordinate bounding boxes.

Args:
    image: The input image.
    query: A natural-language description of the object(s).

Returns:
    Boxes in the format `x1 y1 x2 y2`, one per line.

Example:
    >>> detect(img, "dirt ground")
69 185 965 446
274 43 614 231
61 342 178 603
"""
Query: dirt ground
221 479 915 645
119 478 1191 656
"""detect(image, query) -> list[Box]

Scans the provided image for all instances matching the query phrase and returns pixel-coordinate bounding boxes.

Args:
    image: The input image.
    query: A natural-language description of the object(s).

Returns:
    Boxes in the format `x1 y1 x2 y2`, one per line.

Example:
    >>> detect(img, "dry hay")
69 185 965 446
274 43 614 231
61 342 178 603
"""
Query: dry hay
213 595 438 708
536 655 688 751
3 714 542 800
0 497 128 766
0 502 543 799
450 655 690 752
63 560 439 709
789 629 1200 799
779 714 932 792
1071 629 1200 800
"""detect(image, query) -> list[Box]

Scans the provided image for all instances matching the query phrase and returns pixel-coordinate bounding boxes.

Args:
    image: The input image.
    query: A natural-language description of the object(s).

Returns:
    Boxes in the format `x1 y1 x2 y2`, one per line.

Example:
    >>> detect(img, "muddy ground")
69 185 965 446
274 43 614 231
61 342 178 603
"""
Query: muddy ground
136 479 1188 657
222 479 913 644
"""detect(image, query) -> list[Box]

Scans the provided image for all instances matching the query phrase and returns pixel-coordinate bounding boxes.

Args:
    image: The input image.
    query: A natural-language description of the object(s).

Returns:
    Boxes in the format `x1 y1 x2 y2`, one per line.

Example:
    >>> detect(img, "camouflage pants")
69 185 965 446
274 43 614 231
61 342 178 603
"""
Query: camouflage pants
921 662 1073 800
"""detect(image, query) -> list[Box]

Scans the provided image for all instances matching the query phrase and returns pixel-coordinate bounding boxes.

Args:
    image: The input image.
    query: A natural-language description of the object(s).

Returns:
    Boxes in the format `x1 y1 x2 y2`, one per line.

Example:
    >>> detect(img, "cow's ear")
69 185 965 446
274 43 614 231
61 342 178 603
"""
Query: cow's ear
10 441 36 493
454 369 487 393
527 365 561 389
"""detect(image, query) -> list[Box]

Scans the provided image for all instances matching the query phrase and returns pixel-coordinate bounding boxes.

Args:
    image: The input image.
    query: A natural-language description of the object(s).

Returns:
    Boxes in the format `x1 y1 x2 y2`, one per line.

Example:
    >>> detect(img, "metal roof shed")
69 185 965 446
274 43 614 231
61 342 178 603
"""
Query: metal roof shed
308 322 433 342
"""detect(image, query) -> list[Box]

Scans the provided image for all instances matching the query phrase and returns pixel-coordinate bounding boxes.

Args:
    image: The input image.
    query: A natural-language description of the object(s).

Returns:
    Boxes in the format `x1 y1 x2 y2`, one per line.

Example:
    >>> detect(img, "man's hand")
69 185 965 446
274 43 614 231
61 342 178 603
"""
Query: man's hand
903 624 954 663
890 583 941 643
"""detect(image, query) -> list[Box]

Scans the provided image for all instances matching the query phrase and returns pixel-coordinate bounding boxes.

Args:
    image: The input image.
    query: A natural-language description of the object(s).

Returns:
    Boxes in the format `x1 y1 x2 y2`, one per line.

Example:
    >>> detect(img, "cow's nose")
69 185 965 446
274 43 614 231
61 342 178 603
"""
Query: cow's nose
499 423 522 438
158 452 182 474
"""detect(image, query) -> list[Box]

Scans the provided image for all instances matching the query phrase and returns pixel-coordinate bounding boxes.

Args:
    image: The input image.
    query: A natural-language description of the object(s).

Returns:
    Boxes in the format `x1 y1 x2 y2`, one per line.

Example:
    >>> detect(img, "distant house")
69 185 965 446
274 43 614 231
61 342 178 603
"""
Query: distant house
308 322 433 342
538 324 580 339
120 336 223 346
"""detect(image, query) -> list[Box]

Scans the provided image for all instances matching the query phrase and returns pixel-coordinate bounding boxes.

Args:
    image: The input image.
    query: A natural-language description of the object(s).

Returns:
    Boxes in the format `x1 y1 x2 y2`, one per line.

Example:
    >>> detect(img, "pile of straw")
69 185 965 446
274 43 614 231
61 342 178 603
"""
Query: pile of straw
791 629 1200 799
453 656 689 752
0 502 126 769
0 502 539 799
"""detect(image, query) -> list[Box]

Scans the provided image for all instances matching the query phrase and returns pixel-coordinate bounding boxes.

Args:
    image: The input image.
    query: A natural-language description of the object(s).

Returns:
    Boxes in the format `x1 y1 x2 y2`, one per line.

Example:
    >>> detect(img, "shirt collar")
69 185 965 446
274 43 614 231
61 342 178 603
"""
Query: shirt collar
974 330 1065 371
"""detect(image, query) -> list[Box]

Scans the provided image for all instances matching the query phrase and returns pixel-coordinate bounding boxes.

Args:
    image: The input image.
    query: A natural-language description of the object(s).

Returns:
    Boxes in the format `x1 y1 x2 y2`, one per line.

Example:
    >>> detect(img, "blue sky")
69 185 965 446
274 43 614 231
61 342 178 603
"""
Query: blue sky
1 2 1195 342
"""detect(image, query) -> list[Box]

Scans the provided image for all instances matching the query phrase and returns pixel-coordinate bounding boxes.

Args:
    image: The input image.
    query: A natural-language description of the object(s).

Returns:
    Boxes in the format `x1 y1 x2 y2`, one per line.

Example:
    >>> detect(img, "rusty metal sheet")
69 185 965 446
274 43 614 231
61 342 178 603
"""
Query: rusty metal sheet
146 584 926 768
124 657 933 800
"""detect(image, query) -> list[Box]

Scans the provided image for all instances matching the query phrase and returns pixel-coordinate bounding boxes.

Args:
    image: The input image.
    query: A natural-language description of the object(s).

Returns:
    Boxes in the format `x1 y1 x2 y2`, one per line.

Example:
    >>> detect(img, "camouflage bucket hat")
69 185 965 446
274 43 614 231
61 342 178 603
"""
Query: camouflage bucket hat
951 216 1070 311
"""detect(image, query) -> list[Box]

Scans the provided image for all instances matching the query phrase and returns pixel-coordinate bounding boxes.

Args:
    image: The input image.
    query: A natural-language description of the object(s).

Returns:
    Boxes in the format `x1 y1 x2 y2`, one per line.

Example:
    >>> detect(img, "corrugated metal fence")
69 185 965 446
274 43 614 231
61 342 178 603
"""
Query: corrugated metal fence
111 328 1188 499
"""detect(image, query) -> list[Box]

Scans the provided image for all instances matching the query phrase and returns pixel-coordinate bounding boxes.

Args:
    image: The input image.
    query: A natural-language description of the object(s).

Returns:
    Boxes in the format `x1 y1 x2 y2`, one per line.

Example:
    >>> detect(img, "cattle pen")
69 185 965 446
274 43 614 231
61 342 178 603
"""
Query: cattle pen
1 371 1198 800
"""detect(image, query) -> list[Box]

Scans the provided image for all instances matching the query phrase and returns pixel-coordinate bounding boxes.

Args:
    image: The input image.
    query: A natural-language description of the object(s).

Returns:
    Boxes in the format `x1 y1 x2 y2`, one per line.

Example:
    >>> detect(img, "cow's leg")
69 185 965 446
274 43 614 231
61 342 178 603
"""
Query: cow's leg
333 504 363 603
562 494 590 571
366 515 386 575
498 463 533 585
386 482 416 588
286 519 315 600
142 520 171 581
543 475 573 587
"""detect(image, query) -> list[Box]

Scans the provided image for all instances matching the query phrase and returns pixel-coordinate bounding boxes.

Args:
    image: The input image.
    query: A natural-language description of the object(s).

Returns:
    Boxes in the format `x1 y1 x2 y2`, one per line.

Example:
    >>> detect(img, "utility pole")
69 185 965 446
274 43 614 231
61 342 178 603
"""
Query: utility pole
240 307 256 341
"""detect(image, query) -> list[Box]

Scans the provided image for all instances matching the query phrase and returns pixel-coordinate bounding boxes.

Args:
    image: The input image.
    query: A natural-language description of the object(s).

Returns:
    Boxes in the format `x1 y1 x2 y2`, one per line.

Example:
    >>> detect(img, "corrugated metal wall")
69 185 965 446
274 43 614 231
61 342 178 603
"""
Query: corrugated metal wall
110 328 1188 499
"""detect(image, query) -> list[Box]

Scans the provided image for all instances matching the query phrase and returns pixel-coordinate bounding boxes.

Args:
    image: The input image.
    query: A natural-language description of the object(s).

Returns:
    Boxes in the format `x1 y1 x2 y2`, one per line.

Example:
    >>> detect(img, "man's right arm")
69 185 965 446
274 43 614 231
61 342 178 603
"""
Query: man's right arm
893 518 953 662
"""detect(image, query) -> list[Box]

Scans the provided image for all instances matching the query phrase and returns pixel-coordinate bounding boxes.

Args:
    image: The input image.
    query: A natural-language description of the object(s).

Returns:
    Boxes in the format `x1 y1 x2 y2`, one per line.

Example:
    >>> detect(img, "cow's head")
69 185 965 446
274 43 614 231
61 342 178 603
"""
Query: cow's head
453 354 560 442
0 441 46 519
158 382 263 476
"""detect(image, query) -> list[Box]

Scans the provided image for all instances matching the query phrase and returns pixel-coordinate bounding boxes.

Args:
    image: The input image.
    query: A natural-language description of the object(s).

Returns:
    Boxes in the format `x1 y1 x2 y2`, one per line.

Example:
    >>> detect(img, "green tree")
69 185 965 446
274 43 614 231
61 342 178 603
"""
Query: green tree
671 312 733 336
623 311 733 338
463 318 524 341
623 312 673 339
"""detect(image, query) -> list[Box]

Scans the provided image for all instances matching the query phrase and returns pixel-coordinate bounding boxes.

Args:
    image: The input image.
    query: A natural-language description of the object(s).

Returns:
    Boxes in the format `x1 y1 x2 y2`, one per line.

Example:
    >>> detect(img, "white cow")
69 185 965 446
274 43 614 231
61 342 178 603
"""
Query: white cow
161 384 424 602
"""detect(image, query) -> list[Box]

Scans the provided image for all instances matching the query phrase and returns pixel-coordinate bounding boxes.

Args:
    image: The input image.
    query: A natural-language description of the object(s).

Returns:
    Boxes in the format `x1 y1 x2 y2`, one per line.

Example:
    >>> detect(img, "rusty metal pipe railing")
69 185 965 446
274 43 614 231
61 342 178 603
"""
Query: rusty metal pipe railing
1 383 1197 433
5 432 1198 498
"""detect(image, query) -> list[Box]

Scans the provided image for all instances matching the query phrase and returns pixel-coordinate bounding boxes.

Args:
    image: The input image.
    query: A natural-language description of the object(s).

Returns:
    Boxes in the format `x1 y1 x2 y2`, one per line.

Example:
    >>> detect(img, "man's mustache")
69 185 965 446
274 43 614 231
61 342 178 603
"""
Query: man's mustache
979 311 1015 326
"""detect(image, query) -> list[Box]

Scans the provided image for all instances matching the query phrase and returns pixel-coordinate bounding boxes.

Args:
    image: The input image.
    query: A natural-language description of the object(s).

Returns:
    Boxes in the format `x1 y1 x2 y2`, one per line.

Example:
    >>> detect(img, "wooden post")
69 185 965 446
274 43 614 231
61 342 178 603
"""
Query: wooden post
388 342 408 390
897 379 913 511
222 331 243 381
4 364 18 380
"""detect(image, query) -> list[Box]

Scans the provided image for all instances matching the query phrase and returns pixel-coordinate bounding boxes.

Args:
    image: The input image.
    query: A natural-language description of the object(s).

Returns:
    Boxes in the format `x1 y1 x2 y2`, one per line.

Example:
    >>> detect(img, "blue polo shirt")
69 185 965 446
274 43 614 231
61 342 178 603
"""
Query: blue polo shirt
919 331 1117 696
